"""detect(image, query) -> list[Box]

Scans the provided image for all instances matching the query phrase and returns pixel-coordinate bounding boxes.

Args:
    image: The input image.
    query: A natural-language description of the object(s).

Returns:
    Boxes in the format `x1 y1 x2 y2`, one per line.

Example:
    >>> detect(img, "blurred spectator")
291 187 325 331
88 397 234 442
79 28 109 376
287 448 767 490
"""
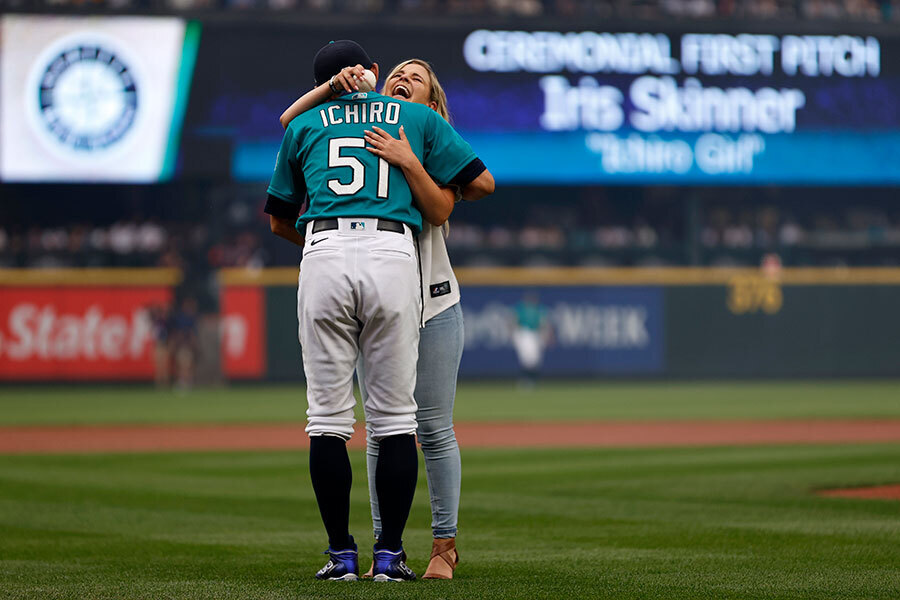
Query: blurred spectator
0 0 896 21
170 297 200 391
149 303 173 388
512 291 552 389
662 0 716 16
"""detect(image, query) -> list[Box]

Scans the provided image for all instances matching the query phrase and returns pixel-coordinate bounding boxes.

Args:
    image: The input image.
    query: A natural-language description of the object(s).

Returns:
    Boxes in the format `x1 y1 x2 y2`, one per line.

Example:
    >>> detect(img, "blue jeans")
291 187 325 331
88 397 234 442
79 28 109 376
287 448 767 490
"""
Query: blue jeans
361 302 464 539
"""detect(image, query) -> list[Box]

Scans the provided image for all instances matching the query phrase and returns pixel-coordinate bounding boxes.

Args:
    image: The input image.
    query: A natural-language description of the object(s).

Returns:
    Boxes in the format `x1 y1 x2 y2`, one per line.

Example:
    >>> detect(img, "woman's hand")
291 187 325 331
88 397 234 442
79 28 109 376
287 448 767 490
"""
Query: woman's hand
331 64 367 95
364 126 417 170
280 64 368 128
366 125 454 225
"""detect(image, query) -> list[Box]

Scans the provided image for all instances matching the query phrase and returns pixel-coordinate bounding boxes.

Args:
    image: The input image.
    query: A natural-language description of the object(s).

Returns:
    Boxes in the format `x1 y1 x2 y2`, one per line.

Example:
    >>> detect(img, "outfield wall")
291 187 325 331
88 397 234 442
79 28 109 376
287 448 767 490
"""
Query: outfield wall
2 267 899 381
224 267 900 380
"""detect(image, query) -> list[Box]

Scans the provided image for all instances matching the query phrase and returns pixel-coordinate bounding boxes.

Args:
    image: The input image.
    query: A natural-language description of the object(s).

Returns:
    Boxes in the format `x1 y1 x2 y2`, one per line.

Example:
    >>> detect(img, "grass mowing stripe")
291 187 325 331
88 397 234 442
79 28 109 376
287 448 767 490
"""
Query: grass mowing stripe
2 380 900 425
0 446 898 599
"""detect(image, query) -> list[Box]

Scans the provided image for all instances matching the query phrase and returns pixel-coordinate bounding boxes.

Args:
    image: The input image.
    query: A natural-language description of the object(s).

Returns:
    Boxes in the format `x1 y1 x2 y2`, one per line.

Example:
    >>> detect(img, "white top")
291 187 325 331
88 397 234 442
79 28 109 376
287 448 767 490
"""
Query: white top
418 221 460 324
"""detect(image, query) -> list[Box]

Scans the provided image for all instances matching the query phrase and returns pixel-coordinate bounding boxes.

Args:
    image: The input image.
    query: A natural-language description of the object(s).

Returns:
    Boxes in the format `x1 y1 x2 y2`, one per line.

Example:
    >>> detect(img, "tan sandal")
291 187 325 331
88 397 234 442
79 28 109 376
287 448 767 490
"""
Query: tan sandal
361 561 373 579
422 537 459 580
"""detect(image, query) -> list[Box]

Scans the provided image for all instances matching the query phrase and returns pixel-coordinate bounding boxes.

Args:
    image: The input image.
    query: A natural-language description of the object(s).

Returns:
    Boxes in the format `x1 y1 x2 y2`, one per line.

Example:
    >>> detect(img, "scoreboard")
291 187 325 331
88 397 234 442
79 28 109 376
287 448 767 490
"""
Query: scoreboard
2 17 898 185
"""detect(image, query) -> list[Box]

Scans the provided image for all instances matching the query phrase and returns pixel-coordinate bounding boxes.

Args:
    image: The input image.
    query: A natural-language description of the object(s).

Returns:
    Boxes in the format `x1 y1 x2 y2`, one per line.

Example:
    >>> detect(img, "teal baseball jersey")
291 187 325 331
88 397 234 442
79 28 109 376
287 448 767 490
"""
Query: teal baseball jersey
267 92 477 235
515 302 546 331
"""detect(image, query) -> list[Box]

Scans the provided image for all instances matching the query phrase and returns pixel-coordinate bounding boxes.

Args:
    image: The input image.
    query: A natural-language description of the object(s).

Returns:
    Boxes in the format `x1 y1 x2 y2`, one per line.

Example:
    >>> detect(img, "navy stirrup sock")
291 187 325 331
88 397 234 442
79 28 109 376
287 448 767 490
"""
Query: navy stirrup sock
374 434 418 551
309 435 354 551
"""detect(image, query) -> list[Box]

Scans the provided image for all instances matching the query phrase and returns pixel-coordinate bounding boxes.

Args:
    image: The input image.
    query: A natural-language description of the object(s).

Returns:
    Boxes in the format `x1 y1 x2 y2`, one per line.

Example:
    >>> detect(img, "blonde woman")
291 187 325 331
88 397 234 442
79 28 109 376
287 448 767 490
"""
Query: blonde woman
279 58 494 579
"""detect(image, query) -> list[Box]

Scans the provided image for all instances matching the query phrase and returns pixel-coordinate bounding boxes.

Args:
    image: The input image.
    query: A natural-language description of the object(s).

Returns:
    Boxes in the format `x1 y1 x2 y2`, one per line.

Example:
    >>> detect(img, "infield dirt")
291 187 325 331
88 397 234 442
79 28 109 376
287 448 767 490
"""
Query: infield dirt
819 483 900 500
2 419 900 454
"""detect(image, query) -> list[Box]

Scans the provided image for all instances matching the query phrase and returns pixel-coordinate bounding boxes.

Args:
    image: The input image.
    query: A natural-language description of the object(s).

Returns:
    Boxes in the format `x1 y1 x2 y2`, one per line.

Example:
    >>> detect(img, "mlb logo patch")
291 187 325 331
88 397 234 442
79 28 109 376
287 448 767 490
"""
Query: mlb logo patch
351 222 366 230
430 281 452 298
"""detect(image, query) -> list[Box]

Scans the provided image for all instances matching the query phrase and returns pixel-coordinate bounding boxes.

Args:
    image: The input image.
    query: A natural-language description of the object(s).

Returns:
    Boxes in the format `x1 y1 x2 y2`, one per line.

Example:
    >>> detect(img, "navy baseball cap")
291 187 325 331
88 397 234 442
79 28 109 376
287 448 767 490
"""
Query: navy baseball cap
313 40 374 85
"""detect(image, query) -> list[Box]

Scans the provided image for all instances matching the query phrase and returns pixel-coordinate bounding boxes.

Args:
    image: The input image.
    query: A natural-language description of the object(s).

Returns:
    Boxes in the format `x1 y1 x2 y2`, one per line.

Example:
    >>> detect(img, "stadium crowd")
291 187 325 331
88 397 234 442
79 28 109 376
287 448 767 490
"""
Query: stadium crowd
1 0 895 21
3 190 899 270
0 220 268 270
444 203 900 266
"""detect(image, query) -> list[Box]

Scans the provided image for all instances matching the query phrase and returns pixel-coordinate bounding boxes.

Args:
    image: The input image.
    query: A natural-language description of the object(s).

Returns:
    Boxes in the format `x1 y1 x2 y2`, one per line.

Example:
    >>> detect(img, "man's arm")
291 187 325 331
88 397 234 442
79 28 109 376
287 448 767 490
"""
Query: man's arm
264 194 305 247
450 157 495 202
265 127 307 246
269 214 305 247
460 170 495 201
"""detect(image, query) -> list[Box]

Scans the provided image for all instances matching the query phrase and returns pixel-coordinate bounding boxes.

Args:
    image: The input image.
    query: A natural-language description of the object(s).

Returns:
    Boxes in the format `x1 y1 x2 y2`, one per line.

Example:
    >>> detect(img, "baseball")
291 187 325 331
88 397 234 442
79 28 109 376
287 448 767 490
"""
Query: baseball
356 69 377 92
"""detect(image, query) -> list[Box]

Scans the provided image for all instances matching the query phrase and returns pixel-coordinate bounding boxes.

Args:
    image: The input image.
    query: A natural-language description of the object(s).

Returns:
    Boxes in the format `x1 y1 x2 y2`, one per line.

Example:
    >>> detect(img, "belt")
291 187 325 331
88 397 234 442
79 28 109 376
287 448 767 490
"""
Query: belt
311 218 405 234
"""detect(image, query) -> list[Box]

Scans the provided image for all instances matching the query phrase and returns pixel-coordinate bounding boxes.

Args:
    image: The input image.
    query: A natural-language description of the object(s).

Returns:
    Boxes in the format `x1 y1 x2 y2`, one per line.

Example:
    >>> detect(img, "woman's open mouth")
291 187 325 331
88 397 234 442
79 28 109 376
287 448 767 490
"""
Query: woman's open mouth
392 83 411 99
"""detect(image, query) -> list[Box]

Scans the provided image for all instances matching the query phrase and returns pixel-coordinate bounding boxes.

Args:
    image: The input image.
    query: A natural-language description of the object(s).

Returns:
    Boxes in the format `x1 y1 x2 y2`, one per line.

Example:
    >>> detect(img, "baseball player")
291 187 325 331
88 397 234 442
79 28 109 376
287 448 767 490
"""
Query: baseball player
513 291 551 388
278 58 494 580
265 40 486 582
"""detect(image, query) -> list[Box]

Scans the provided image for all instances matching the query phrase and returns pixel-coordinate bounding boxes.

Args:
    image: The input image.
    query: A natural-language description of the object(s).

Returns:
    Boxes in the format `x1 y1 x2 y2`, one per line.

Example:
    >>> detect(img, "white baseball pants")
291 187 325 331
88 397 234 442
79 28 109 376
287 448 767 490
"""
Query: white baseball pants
298 218 421 441
513 328 543 370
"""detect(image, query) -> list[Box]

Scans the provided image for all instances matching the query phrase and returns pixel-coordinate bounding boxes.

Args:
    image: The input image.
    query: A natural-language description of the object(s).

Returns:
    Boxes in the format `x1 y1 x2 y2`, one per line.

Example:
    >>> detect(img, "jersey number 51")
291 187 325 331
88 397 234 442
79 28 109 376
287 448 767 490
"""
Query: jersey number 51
328 137 390 198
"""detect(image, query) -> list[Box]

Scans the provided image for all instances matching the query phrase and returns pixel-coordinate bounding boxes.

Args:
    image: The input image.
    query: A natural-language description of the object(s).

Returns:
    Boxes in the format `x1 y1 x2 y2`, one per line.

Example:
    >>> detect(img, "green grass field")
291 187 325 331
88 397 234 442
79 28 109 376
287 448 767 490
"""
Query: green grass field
2 380 900 425
1 381 899 599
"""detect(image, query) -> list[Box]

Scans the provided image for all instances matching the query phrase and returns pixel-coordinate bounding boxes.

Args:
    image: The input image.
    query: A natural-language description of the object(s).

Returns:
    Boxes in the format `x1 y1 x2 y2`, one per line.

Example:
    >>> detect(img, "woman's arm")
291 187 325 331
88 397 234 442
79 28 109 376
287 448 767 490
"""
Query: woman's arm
279 65 368 129
364 125 456 226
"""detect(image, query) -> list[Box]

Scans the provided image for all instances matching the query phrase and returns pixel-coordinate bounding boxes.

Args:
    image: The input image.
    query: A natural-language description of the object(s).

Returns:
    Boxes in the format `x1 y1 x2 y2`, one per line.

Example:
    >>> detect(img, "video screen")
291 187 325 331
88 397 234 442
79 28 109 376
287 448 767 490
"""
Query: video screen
0 16 199 183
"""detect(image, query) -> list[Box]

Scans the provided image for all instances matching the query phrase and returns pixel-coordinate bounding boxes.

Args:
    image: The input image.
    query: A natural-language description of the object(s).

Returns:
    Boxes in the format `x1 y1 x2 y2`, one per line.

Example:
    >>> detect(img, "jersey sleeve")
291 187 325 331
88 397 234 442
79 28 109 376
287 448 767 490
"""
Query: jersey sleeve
266 126 307 203
264 195 300 219
421 110 478 185
450 157 487 187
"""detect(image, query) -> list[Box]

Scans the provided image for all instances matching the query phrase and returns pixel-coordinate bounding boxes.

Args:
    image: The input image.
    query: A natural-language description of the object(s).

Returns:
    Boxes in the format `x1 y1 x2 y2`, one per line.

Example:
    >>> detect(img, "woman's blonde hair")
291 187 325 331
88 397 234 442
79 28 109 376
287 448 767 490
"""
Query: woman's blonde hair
381 59 450 122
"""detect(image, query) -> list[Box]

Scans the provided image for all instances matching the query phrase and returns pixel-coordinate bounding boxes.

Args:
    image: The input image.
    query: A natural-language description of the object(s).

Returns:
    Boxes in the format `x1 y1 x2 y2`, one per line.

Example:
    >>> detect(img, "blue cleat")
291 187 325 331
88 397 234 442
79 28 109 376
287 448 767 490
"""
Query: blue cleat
372 547 416 582
315 546 359 581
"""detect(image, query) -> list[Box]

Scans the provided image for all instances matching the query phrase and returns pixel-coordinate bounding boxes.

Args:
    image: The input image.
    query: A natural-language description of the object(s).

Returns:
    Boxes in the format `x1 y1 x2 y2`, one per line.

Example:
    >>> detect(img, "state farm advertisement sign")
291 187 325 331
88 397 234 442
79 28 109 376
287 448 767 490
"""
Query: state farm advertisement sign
0 287 171 380
220 286 265 379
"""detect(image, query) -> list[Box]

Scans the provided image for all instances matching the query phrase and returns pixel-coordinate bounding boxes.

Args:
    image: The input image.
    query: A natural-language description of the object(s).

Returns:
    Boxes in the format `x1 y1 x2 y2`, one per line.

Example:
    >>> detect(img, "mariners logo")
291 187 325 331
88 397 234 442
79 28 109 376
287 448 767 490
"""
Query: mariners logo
36 44 138 152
